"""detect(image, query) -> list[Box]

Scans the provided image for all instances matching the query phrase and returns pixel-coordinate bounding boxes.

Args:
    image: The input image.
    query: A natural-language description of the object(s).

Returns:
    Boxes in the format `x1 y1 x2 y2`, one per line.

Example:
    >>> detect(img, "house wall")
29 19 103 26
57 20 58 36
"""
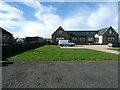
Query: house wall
77 36 95 44
95 34 103 44
1 29 13 44
52 29 70 44
52 26 119 45
52 31 100 45
52 33 95 45
0 29 2 44
78 37 86 44
70 36 79 44
87 36 95 44
102 28 119 44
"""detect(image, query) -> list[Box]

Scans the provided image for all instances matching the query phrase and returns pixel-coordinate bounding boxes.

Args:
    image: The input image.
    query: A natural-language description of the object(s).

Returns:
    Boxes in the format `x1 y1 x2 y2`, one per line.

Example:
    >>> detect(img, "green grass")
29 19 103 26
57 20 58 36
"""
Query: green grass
8 45 118 61
109 48 120 51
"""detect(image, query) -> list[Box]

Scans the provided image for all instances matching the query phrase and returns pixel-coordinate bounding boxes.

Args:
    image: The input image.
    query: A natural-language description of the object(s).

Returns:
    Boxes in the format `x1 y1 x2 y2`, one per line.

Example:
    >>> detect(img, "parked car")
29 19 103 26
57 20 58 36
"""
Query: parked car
108 42 120 47
58 40 75 46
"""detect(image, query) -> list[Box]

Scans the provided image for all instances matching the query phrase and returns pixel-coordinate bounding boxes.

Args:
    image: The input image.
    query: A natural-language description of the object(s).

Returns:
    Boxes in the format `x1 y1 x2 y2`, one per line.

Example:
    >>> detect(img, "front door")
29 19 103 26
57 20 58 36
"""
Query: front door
95 38 99 43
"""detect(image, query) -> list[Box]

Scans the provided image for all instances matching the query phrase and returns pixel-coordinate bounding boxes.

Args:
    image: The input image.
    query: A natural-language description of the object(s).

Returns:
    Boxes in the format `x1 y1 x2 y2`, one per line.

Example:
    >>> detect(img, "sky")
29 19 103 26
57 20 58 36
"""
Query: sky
0 0 119 38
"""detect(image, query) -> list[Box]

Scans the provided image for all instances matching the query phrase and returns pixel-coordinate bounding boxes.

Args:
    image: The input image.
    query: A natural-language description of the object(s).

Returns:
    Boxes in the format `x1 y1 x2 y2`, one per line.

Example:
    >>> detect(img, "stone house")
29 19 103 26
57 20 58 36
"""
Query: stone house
0 27 14 44
52 26 119 45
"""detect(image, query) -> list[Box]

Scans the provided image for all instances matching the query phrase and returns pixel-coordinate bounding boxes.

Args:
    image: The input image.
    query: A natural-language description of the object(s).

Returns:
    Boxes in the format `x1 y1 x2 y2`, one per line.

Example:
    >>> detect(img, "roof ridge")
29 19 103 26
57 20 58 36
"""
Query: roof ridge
98 26 109 31
66 30 97 32
0 27 13 35
97 26 110 35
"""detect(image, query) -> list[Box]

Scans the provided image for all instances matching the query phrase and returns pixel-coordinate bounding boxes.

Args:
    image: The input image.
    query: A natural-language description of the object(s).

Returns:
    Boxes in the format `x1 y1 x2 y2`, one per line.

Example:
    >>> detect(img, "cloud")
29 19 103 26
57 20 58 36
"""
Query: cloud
13 21 59 38
22 0 63 37
0 1 24 21
62 3 118 32
20 0 62 38
0 1 118 38
0 1 25 29
87 3 118 29
34 2 60 28
21 0 59 28
18 22 45 37
21 0 43 12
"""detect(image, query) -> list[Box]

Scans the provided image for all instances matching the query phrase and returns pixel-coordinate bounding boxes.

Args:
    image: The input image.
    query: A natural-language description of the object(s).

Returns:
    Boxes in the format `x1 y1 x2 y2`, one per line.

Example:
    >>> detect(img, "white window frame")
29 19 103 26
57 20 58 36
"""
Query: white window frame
72 37 77 41
88 37 93 41
109 30 112 34
107 37 114 41
80 37 85 41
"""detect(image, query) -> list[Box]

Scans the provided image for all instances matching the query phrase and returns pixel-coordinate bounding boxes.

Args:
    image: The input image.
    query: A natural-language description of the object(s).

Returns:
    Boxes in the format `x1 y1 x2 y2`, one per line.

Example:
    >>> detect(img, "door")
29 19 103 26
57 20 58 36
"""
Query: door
95 38 99 43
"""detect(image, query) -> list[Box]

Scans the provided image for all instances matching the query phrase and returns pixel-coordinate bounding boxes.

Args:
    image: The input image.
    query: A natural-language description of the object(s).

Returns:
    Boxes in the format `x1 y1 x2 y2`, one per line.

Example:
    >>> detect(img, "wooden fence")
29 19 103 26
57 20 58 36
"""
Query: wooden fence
2 43 45 60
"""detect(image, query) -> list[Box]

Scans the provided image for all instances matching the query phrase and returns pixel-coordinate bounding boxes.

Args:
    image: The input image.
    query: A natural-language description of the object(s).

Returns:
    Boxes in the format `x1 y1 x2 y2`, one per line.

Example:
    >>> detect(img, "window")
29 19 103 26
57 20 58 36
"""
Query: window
79 38 82 41
59 30 63 34
107 37 114 42
88 37 93 41
72 37 77 41
80 38 85 41
109 30 112 34
95 38 99 43
72 37 78 43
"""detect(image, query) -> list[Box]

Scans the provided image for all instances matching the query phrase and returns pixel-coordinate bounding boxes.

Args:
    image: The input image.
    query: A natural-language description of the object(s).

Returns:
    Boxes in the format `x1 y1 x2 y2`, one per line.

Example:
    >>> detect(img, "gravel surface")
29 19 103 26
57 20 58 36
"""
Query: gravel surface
2 61 118 88
61 45 119 55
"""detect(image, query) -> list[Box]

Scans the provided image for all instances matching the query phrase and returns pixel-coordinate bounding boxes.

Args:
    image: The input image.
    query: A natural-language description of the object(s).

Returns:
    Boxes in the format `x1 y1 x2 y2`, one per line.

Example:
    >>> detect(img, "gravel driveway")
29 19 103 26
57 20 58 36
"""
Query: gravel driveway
61 45 119 55
2 61 118 88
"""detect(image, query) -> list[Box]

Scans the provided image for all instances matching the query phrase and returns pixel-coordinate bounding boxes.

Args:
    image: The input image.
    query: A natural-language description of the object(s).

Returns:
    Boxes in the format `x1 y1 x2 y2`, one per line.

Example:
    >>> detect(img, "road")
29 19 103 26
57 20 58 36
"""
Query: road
2 61 118 88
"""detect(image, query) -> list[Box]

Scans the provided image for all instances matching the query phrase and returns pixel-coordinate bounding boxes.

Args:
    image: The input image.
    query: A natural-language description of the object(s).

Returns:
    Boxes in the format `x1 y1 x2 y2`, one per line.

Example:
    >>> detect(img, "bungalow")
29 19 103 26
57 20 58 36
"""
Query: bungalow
52 26 119 45
0 27 14 44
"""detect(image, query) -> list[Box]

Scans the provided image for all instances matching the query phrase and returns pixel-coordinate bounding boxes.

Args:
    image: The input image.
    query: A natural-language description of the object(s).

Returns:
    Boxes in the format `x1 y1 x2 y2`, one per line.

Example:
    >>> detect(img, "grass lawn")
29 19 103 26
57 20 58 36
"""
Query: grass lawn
8 45 118 61
109 48 120 51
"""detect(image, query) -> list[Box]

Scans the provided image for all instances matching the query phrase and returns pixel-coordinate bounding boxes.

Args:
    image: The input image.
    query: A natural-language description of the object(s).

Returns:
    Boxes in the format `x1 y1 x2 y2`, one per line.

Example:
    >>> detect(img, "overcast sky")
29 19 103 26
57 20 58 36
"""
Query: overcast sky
0 0 118 38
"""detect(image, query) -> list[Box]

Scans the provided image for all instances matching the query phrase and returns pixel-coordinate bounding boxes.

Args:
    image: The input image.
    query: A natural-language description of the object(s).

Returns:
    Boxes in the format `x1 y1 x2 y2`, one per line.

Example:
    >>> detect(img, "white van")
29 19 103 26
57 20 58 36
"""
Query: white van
58 40 75 46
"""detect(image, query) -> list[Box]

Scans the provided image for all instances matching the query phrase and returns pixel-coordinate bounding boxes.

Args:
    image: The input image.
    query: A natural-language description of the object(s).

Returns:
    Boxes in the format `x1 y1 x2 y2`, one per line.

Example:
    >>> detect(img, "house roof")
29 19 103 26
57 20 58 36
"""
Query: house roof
57 26 64 30
66 31 98 36
51 26 65 36
26 36 43 39
66 26 113 36
97 27 109 35
0 27 13 35
52 26 117 37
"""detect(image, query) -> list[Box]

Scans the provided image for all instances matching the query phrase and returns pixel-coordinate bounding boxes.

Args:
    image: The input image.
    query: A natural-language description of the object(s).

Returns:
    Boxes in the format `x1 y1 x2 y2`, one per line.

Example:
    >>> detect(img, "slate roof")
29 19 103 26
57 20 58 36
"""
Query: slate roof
97 27 109 35
66 26 111 36
0 27 13 35
66 31 98 36
57 26 64 30
52 26 116 37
